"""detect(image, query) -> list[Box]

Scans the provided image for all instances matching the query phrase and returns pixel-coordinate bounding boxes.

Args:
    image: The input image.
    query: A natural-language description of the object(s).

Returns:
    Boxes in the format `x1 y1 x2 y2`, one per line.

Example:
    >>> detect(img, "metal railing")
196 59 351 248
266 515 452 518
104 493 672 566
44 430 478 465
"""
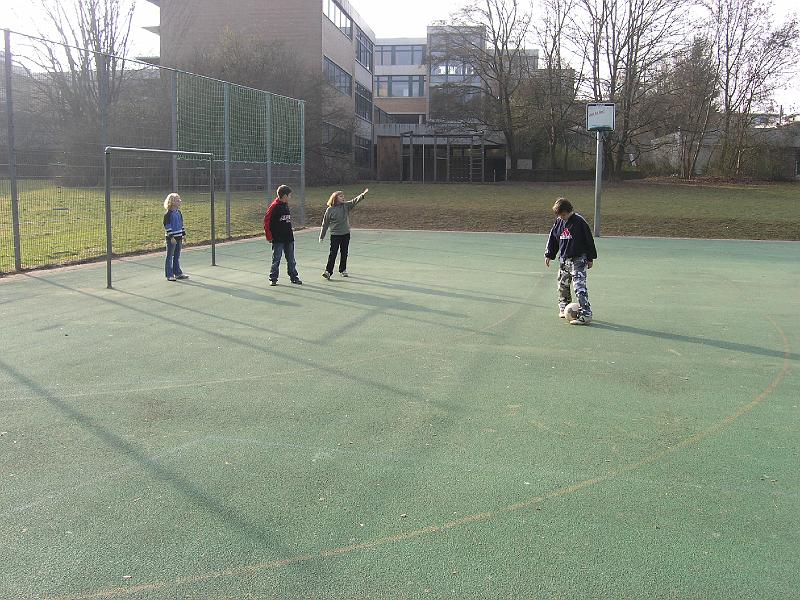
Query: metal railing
0 28 305 274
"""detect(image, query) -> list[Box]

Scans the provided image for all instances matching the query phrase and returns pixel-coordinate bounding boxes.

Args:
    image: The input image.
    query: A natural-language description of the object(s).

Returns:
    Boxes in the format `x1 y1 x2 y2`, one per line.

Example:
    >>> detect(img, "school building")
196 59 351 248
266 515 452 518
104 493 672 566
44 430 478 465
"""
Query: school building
143 0 518 181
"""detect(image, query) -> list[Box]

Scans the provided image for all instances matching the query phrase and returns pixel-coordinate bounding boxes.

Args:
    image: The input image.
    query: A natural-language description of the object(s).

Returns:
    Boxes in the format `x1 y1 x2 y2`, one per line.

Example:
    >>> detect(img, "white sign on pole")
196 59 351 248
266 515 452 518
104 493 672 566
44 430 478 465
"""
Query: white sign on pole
586 103 615 132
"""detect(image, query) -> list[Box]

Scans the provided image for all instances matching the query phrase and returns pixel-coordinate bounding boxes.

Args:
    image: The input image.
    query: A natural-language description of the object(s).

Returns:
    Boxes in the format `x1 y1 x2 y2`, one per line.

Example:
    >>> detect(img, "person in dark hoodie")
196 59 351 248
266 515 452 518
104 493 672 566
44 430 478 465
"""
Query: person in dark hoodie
544 198 597 325
264 185 302 286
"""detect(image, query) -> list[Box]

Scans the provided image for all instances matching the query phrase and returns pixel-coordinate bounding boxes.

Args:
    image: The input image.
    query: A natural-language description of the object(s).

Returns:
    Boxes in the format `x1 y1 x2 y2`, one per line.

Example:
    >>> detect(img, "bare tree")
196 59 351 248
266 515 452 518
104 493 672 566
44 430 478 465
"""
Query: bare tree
707 0 799 177
529 0 586 170
16 0 137 184
660 36 719 178
433 0 534 171
35 0 136 140
575 0 689 180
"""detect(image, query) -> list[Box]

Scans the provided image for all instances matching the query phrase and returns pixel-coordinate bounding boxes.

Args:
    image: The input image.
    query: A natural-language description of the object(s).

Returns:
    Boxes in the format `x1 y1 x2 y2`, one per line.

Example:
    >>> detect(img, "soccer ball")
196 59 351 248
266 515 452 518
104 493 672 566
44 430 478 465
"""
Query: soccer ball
564 302 581 321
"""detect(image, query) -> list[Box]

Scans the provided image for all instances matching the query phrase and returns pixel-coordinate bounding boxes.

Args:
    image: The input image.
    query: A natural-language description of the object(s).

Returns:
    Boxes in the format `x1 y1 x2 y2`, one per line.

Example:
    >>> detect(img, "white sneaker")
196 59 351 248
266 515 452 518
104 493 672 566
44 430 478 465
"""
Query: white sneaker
340 271 349 277
558 309 566 318
322 271 331 280
569 314 592 326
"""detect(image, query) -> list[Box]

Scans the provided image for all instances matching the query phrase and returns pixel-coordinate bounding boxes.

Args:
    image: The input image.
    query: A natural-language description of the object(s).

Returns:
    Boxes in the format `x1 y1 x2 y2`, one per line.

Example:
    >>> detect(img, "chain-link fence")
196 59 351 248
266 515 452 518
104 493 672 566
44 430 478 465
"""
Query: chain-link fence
0 29 305 274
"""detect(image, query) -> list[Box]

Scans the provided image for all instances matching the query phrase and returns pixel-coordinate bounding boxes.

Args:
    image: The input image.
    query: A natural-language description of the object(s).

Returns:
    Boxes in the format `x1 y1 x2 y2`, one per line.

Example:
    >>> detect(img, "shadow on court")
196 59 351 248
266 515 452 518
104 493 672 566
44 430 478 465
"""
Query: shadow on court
0 356 291 553
591 321 797 362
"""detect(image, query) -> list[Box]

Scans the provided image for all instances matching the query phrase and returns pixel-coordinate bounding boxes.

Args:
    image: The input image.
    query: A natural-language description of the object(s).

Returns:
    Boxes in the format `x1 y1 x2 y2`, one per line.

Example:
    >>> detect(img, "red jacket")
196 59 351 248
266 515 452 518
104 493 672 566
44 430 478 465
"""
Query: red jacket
263 197 280 242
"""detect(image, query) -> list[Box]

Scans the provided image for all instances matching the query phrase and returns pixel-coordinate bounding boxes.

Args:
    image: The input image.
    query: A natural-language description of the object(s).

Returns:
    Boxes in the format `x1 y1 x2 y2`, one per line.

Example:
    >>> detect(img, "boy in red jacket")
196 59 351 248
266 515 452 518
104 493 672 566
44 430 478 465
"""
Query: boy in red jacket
264 185 302 286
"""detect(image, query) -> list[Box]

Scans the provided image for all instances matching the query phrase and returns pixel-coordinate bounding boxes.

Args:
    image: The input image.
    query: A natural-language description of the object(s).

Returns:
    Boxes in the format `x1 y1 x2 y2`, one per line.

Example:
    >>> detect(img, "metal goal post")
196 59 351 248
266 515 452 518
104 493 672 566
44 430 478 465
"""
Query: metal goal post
104 146 216 289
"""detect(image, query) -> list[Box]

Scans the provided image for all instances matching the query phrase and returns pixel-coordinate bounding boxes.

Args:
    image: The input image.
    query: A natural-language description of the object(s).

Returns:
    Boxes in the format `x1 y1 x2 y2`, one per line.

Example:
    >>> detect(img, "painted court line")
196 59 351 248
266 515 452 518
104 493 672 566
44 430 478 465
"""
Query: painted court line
5 271 542 405
45 318 792 600
0 438 209 520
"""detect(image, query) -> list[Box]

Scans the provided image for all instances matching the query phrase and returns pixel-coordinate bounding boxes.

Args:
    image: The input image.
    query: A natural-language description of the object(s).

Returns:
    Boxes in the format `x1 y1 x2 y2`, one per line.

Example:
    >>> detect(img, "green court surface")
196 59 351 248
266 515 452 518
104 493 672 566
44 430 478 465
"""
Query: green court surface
1 230 798 600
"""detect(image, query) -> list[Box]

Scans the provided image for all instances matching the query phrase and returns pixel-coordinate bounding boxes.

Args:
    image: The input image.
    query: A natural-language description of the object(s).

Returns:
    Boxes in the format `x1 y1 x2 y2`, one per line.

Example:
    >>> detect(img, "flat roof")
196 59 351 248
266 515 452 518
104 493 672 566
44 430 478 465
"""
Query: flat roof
376 38 427 45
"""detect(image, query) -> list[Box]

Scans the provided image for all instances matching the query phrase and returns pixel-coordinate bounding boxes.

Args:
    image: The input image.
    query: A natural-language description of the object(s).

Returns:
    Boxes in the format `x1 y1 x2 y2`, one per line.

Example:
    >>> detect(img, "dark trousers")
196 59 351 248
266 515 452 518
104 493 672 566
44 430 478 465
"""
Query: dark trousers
326 233 351 274
165 238 183 278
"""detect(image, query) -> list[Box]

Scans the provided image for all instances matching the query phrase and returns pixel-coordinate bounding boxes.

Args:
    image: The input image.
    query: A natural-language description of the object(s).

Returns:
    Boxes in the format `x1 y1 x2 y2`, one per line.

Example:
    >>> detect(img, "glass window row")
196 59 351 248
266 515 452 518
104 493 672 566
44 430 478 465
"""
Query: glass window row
355 83 373 122
375 75 425 98
324 57 353 96
375 45 426 66
322 122 352 153
323 0 352 38
356 27 374 72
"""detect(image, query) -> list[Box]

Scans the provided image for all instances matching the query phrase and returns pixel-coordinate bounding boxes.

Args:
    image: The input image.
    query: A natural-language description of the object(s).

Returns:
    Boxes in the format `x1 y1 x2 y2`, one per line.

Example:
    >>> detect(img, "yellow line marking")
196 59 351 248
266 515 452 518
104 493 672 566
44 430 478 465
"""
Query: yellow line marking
47 318 793 600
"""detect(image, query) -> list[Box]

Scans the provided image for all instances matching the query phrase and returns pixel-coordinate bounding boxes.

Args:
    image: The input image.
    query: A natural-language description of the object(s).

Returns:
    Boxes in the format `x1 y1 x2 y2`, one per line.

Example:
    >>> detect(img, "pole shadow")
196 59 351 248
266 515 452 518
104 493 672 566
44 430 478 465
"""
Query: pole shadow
591 321 797 362
0 356 290 553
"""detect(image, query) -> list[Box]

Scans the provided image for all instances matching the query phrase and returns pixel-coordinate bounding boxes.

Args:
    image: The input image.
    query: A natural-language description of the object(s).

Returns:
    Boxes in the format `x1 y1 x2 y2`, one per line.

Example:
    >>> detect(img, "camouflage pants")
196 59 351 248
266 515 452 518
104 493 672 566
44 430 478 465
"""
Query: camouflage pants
558 255 592 316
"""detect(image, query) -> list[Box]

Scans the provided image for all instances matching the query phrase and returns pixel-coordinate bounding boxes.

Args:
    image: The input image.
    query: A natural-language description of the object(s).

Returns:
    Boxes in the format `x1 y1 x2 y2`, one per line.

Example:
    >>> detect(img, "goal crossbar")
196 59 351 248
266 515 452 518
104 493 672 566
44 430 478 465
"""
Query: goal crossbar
103 146 216 289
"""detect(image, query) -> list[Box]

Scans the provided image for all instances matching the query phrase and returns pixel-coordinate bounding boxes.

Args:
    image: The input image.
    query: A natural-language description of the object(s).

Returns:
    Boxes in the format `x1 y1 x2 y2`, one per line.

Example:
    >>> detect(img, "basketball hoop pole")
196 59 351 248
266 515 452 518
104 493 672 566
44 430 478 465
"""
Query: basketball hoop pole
594 131 603 237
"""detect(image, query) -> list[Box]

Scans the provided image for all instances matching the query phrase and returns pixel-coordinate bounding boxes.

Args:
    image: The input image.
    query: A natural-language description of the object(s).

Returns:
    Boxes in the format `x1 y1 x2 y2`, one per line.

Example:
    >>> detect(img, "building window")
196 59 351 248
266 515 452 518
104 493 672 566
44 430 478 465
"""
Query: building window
355 83 373 122
324 57 352 96
376 46 392 66
390 114 426 125
375 75 425 97
356 27 374 72
375 45 426 66
322 122 352 154
323 0 352 38
374 106 394 124
430 52 478 85
355 136 371 167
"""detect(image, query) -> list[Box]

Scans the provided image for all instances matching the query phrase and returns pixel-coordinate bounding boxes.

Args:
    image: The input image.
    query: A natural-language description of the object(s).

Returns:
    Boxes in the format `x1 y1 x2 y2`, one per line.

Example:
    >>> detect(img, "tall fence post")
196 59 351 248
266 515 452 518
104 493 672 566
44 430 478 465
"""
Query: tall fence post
4 29 21 271
481 134 486 183
210 157 216 266
170 70 178 190
409 134 414 183
299 100 306 227
433 135 437 183
104 149 112 289
469 137 474 183
223 83 232 238
446 138 451 183
97 53 109 151
594 131 603 237
265 94 273 199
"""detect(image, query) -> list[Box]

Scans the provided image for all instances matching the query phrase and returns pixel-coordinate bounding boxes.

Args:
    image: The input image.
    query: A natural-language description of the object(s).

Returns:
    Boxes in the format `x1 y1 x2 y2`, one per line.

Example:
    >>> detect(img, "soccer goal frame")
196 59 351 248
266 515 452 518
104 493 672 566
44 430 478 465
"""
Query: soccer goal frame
103 146 216 289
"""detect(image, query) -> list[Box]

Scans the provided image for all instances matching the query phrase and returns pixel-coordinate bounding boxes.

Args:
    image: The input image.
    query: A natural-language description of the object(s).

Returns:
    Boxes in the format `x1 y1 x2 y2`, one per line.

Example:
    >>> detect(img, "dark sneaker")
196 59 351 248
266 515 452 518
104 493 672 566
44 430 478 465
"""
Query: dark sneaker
569 314 592 326
322 271 331 280
291 278 303 285
177 274 189 280
340 271 349 277
270 280 278 286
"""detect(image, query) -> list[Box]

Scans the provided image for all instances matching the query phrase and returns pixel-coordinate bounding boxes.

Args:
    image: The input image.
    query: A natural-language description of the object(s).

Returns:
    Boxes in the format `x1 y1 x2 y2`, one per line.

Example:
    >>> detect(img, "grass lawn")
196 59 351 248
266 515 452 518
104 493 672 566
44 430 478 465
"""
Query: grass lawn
321 180 800 241
1 179 798 273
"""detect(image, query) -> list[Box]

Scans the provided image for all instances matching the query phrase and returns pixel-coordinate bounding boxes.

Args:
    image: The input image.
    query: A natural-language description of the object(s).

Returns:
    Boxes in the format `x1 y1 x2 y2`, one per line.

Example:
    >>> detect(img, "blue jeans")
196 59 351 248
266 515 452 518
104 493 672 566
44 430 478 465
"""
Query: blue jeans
165 238 183 278
270 241 299 282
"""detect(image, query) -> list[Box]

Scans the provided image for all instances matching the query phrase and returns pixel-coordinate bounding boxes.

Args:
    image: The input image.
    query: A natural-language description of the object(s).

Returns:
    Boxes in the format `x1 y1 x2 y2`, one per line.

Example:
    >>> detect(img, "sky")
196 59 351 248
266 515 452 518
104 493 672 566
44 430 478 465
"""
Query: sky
4 0 799 110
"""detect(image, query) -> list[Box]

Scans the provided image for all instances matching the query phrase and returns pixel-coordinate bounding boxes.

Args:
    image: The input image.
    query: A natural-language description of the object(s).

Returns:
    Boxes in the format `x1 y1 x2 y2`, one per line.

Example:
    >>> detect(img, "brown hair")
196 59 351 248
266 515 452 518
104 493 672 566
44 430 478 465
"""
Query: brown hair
327 191 343 208
552 198 573 215
277 185 292 199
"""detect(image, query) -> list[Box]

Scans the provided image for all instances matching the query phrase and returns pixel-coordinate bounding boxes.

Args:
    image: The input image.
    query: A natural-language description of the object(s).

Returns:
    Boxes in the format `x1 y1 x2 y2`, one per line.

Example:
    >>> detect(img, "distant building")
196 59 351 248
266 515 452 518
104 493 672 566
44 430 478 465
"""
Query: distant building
142 0 530 181
648 122 800 180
